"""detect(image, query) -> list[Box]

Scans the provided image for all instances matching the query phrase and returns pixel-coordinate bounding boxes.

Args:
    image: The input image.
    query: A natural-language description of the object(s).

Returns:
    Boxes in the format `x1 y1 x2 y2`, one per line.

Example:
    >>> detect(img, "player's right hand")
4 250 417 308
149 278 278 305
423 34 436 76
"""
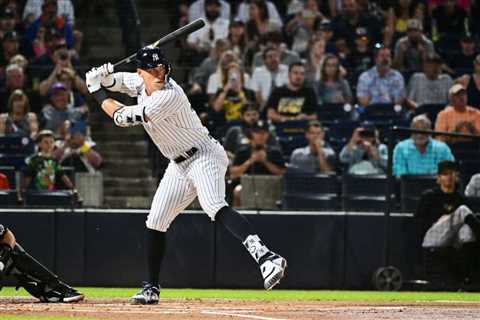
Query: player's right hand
98 63 115 87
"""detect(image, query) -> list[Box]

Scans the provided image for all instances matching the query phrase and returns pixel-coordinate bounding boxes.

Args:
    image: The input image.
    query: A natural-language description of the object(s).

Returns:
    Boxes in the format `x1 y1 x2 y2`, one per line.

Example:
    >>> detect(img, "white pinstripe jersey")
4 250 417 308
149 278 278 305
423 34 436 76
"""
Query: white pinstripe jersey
114 72 214 160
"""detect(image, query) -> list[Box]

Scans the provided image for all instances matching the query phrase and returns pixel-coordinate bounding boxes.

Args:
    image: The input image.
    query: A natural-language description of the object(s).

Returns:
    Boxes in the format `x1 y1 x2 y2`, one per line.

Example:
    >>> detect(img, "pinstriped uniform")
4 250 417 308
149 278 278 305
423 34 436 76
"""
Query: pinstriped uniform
111 73 228 231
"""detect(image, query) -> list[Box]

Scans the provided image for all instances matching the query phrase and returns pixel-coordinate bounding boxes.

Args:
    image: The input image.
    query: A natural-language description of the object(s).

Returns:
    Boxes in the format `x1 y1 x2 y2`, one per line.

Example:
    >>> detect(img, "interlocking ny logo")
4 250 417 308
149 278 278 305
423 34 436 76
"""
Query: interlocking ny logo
152 53 159 61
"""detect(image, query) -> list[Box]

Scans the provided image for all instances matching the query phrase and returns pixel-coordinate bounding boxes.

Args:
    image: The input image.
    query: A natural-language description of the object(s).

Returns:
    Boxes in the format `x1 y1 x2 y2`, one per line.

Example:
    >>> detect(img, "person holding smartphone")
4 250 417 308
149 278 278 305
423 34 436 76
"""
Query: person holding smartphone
339 121 388 175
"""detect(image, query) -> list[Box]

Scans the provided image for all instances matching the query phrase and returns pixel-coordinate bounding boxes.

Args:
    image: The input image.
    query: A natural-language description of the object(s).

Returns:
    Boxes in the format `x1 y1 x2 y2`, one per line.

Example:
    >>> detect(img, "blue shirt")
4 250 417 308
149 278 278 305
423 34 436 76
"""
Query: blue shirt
356 66 405 105
393 138 454 176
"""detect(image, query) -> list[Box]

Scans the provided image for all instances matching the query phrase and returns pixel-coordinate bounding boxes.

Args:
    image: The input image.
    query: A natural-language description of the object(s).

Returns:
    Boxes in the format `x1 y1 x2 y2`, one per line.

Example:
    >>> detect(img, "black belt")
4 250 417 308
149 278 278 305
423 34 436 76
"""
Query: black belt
174 147 198 163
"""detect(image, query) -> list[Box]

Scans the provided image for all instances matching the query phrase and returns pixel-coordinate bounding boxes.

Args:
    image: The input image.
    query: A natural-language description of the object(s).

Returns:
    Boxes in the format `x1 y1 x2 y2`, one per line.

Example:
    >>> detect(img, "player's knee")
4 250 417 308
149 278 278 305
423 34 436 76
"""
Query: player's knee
198 197 227 220
145 218 169 233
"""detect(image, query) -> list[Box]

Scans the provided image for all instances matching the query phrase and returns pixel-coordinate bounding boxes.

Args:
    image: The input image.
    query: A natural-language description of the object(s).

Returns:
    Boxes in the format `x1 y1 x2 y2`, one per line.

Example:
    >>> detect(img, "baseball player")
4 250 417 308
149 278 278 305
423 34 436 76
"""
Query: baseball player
0 224 84 303
85 47 287 304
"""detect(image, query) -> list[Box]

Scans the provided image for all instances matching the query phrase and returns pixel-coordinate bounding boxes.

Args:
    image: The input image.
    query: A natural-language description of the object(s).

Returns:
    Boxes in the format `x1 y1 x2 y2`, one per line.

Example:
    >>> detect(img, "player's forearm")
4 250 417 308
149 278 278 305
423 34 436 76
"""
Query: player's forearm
101 98 123 118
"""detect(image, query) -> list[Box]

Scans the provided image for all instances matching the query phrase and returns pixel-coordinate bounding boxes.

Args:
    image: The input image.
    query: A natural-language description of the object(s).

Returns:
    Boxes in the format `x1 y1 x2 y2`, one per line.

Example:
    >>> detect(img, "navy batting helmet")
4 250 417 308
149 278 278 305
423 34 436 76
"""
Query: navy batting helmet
135 47 171 74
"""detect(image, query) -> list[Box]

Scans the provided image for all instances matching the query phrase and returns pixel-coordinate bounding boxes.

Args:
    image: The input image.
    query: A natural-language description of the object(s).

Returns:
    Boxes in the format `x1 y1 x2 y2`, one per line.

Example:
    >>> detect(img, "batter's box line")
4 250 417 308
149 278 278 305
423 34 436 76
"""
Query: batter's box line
202 310 289 320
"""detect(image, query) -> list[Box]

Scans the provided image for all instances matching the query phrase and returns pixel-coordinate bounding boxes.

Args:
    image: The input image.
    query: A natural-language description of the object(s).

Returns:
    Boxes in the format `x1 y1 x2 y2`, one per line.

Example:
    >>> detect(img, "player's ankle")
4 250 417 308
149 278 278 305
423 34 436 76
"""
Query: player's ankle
243 234 270 263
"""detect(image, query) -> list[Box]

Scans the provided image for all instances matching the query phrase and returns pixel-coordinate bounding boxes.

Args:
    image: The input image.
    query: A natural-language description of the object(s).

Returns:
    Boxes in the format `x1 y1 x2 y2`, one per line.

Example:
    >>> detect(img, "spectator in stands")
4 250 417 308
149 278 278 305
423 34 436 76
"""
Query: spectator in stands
0 63 40 112
186 0 229 65
266 62 318 123
223 103 279 159
466 173 480 197
230 119 285 207
416 160 480 250
340 121 388 175
228 20 247 60
456 54 480 109
435 84 480 141
346 27 373 87
285 2 324 57
29 32 80 85
393 19 435 75
250 31 300 70
356 46 406 108
9 54 28 70
191 38 229 95
206 50 241 107
314 20 335 52
406 53 453 109
0 31 21 74
0 89 39 138
55 66 88 109
304 37 326 85
38 55 87 98
235 0 283 28
0 7 22 37
315 54 352 104
21 129 74 195
445 35 477 76
393 115 454 176
188 0 231 22
41 82 87 136
428 0 468 53
244 0 282 60
54 121 102 173
25 0 74 51
289 120 336 173
212 62 255 124
23 0 75 26
331 0 382 49
385 0 424 47
249 46 288 111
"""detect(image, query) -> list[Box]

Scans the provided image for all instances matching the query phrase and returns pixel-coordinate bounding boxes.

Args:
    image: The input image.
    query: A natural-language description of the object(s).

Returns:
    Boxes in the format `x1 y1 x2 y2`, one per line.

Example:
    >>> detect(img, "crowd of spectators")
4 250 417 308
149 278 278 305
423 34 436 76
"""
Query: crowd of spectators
174 0 480 200
0 0 101 201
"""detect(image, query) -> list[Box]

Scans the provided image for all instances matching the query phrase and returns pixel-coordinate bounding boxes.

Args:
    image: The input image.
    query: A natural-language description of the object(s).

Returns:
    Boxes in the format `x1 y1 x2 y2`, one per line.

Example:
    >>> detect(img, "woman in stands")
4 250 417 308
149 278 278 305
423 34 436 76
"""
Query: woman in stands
0 89 38 139
316 54 352 105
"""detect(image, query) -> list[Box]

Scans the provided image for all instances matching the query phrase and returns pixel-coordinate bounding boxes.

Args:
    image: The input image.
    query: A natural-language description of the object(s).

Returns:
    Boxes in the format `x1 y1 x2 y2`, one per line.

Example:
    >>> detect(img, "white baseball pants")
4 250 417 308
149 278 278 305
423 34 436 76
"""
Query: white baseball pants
146 141 229 232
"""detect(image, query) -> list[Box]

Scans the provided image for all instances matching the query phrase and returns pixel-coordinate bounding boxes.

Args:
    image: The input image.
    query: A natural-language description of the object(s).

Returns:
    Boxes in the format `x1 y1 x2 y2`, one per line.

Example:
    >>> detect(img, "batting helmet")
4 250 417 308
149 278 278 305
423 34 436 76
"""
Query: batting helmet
135 47 171 74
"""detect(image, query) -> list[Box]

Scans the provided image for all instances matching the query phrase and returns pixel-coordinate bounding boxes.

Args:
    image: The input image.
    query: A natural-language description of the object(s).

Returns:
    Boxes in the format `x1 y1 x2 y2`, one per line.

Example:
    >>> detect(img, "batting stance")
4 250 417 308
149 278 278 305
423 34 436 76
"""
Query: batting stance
0 224 84 302
85 47 287 304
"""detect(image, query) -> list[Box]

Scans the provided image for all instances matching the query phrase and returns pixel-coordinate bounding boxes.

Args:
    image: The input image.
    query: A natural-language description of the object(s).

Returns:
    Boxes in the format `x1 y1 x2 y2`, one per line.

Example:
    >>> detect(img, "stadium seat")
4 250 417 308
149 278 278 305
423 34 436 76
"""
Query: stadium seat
0 154 28 169
458 160 480 186
361 103 406 122
0 166 16 189
0 136 34 155
282 168 339 210
342 174 389 212
325 120 359 152
400 175 437 213
413 104 446 125
278 135 308 159
0 190 18 206
449 141 480 161
317 103 353 122
274 120 308 138
24 190 76 207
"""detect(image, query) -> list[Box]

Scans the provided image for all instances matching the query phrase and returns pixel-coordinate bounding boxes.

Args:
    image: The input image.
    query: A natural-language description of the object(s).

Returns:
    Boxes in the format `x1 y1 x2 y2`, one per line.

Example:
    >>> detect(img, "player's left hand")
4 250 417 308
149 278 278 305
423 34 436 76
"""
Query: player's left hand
85 68 102 93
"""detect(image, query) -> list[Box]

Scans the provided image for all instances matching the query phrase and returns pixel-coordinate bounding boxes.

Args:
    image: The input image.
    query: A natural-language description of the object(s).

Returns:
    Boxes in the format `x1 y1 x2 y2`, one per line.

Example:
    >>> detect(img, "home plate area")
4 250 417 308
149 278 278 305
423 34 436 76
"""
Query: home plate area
1 297 480 319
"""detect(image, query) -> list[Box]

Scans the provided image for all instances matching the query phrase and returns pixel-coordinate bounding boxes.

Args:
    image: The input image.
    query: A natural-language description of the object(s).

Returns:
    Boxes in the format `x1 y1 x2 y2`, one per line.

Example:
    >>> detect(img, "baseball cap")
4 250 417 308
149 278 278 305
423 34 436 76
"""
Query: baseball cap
461 34 474 43
424 53 442 64
251 120 269 131
48 82 67 96
407 19 422 31
437 160 458 175
36 129 54 143
205 0 220 6
230 19 245 28
448 83 466 96
3 31 18 42
241 103 258 114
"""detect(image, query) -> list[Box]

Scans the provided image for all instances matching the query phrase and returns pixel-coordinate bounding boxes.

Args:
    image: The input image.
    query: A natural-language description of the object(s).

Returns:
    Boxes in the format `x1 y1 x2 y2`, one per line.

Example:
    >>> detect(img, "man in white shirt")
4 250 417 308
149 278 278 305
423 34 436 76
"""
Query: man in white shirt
188 0 230 22
187 0 229 60
248 46 288 110
235 0 283 27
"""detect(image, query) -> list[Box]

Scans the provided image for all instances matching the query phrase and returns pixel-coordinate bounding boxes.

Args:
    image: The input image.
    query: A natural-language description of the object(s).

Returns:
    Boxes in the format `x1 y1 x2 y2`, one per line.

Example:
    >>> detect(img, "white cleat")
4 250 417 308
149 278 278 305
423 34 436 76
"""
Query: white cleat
130 283 159 305
260 254 287 290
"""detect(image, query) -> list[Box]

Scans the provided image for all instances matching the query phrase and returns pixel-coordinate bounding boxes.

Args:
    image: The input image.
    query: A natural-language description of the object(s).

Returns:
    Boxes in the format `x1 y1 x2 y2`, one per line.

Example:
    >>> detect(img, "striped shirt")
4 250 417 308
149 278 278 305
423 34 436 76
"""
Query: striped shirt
115 73 213 160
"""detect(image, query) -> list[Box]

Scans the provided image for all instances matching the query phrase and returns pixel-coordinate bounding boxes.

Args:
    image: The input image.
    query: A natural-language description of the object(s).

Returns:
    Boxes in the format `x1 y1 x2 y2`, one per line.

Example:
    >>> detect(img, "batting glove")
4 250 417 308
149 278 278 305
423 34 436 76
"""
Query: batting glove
85 68 102 93
98 63 115 88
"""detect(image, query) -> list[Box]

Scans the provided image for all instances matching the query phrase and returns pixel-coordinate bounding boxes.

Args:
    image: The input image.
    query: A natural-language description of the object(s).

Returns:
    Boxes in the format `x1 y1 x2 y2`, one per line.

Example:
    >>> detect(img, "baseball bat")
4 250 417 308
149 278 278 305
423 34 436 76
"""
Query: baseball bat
113 18 206 68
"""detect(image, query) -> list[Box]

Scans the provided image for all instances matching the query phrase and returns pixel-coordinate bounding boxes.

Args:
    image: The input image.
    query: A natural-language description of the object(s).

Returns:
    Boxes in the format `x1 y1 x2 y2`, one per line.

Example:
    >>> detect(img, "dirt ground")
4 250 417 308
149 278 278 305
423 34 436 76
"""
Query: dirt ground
1 297 480 320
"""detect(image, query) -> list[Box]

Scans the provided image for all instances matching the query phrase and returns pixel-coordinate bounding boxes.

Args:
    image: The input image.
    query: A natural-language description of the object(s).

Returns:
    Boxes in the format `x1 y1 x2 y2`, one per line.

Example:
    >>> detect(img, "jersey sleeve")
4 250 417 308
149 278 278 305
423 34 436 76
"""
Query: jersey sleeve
110 72 144 97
